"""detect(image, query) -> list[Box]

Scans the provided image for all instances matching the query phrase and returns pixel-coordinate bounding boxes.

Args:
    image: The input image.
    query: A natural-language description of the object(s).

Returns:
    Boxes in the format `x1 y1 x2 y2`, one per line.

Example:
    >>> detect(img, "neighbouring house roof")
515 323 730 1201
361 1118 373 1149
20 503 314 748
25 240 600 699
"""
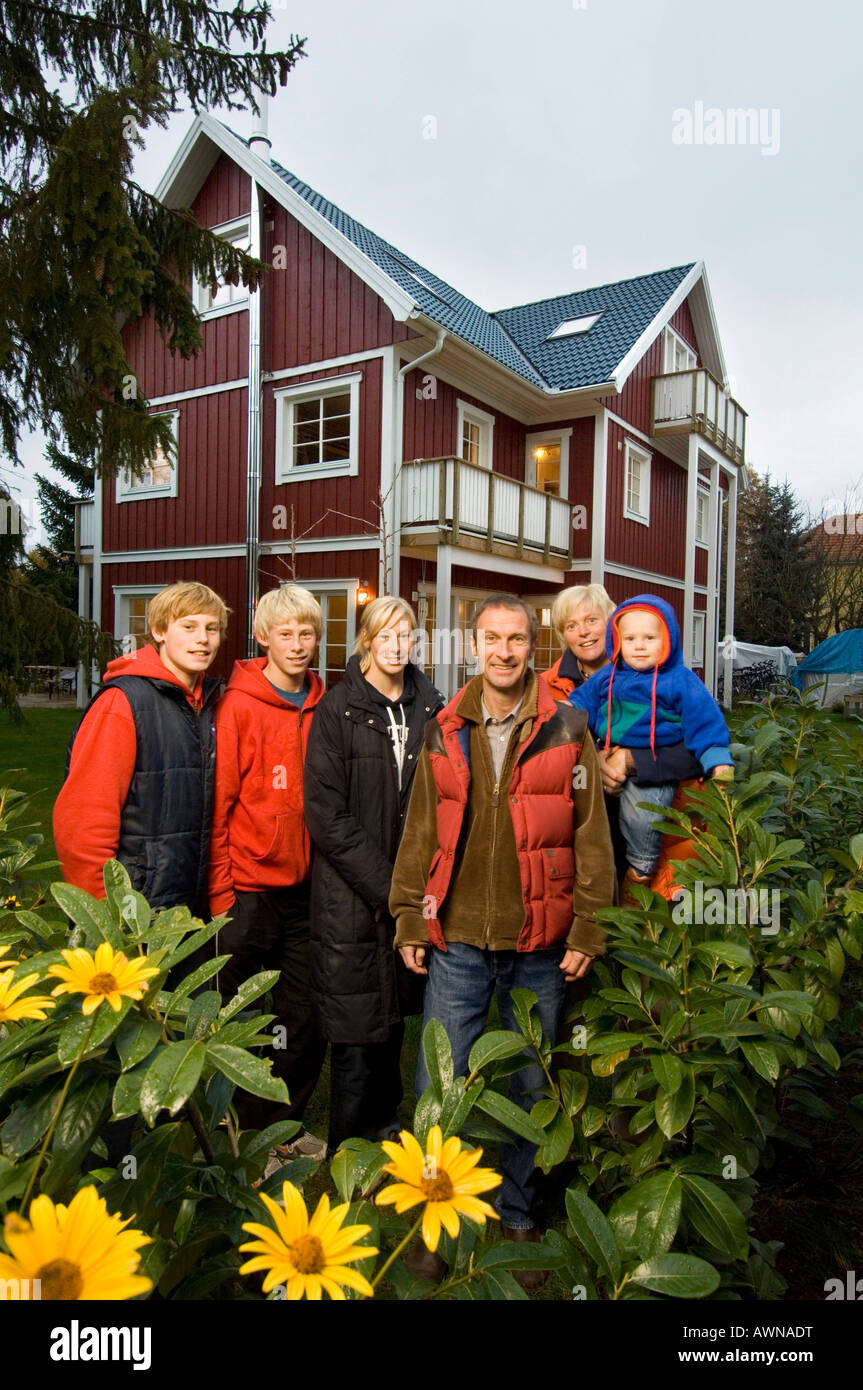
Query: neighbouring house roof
158 115 729 397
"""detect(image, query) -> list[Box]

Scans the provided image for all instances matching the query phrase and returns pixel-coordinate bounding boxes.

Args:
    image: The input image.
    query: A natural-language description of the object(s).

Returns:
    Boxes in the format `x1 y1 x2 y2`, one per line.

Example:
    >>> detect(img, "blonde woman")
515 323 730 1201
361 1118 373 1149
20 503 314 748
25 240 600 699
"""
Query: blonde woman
539 583 615 701
303 596 443 1152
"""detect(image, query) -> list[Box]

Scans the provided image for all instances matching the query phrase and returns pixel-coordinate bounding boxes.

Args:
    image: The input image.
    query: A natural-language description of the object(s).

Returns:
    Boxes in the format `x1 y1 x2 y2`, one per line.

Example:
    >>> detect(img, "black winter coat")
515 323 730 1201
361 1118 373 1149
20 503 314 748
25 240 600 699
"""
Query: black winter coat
303 655 443 1044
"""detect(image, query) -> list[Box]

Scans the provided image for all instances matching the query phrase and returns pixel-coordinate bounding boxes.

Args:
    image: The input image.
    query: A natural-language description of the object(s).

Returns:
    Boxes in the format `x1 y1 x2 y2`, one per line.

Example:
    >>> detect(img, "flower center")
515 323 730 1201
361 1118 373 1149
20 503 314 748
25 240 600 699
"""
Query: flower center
421 1171 454 1201
290 1234 325 1275
36 1258 84 1300
88 972 118 994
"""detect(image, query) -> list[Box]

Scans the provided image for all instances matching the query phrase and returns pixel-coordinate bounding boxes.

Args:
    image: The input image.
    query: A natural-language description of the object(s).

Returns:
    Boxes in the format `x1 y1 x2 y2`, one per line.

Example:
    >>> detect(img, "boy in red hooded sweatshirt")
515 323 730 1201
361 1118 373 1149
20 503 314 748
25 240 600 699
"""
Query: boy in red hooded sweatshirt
208 584 327 1165
54 581 228 919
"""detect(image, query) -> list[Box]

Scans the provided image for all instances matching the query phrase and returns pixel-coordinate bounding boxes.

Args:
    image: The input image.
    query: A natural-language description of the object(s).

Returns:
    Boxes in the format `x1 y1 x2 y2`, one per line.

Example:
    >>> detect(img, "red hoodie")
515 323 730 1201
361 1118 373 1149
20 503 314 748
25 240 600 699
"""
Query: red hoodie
53 645 208 900
208 658 325 914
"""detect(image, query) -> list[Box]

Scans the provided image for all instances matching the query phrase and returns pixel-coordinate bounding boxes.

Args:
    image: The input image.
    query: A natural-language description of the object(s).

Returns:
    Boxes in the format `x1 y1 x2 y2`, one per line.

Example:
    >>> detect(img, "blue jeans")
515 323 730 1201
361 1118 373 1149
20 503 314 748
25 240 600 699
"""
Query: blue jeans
416 941 567 1229
617 778 677 876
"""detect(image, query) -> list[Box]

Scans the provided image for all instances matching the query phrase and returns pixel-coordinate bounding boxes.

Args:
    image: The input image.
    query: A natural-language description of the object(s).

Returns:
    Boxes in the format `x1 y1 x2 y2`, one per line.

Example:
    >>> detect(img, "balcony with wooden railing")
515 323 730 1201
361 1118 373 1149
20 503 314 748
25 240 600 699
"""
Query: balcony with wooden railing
400 457 573 568
651 369 746 465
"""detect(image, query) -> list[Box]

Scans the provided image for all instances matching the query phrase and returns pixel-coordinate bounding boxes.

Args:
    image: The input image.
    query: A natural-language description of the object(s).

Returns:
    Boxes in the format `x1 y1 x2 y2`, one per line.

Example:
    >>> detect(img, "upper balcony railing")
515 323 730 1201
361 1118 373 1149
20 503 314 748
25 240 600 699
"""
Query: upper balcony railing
651 368 746 465
400 456 573 565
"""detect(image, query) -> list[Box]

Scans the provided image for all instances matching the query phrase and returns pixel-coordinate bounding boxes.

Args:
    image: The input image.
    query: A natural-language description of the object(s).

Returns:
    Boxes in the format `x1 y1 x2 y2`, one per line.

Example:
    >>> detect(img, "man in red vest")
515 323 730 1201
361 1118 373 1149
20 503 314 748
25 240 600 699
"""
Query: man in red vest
390 594 615 1287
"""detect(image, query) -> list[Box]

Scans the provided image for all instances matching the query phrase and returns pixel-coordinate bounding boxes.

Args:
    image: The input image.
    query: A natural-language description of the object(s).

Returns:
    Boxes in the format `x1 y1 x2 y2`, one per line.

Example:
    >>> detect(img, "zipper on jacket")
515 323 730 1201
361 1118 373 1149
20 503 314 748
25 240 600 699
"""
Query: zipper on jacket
484 776 500 946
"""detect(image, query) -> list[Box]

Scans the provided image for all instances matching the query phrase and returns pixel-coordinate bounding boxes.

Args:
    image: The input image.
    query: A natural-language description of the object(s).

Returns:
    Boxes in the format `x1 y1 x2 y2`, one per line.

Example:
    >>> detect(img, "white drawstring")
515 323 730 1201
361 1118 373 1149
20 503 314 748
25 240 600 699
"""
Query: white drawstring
385 703 408 790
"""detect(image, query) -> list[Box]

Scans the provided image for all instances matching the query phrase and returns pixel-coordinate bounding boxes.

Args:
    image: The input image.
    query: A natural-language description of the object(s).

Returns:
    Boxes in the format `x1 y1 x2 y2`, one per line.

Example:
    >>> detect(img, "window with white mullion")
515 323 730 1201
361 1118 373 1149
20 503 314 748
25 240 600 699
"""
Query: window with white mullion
623 439 651 525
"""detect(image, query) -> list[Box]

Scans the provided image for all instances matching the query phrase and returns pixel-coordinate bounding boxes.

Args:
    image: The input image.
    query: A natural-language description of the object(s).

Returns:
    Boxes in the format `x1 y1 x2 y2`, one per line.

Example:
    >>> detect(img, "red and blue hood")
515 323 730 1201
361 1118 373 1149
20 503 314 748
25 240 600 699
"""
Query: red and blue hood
606 594 683 672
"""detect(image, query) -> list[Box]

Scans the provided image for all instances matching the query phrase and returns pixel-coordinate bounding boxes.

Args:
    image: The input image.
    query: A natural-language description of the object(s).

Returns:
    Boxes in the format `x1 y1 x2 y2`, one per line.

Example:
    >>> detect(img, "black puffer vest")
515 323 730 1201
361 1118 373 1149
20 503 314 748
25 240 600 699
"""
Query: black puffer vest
67 675 220 917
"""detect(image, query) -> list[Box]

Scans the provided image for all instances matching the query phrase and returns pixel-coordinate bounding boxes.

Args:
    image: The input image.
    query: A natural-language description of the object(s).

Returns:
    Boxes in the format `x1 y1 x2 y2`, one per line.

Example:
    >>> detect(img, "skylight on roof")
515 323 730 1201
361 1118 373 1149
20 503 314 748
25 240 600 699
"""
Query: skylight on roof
546 313 602 340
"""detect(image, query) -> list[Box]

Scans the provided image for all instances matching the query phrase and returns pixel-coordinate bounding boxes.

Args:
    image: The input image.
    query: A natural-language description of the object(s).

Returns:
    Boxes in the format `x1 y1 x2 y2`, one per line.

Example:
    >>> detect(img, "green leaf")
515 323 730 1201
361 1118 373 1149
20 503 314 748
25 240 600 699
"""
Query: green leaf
467 1029 527 1074
476 1240 564 1271
0 1082 63 1158
693 940 754 969
650 1053 683 1095
811 1035 841 1070
531 1098 559 1128
537 1110 574 1172
166 955 231 1010
439 1077 484 1139
50 880 124 948
140 1040 206 1124
218 970 280 1024
849 832 863 868
112 1062 149 1120
609 1172 683 1261
57 999 131 1065
681 1174 749 1259
474 1089 547 1145
186 990 223 1041
565 1186 621 1284
654 1066 695 1137
43 1077 110 1194
628 1252 720 1298
421 1018 454 1099
559 1069 589 1116
205 1042 289 1104
509 988 539 1040
740 1040 781 1083
115 1017 163 1072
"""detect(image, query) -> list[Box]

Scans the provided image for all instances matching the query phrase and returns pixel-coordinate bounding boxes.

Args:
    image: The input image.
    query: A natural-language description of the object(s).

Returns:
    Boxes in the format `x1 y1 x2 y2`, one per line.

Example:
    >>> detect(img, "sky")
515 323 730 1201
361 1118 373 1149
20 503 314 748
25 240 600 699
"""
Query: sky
7 0 862 545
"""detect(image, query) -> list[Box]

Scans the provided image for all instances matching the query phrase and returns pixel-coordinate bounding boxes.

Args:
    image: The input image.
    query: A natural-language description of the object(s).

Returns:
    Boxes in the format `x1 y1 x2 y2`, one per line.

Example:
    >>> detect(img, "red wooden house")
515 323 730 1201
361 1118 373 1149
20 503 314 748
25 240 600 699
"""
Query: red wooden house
75 111 748 700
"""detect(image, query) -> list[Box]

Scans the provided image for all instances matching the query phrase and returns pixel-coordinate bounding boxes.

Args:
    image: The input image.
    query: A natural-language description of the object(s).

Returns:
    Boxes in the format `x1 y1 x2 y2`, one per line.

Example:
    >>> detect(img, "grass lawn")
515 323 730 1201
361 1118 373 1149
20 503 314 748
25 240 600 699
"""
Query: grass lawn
0 706 80 862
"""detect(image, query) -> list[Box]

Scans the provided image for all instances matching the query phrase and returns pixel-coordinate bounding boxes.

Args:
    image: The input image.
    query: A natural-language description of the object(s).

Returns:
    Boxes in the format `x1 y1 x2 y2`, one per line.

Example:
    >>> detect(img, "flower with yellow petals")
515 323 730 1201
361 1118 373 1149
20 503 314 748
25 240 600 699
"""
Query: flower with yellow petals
375 1125 502 1252
48 942 160 1015
0 1186 152 1300
3 896 22 911
239 1182 378 1300
0 942 20 968
0 969 55 1024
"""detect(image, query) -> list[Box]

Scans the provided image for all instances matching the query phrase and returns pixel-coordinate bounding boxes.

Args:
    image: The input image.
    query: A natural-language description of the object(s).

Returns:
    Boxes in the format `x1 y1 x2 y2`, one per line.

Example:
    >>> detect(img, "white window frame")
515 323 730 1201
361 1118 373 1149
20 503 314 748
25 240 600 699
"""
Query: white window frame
525 428 572 499
193 216 251 320
691 610 706 667
695 483 710 547
456 399 495 471
302 580 357 683
663 324 697 374
112 585 160 650
546 313 602 339
116 410 179 503
274 372 361 483
623 439 651 526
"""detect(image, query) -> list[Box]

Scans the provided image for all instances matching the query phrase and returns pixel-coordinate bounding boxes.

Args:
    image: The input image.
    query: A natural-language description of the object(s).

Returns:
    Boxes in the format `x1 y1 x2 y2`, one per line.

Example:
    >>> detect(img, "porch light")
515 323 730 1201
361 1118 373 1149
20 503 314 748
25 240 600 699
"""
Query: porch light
356 580 371 606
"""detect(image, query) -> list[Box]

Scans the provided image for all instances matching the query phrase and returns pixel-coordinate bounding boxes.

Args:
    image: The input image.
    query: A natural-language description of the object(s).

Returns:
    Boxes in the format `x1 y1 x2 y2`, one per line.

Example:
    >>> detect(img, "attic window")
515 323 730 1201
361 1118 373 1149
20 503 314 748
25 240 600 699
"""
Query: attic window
546 313 602 340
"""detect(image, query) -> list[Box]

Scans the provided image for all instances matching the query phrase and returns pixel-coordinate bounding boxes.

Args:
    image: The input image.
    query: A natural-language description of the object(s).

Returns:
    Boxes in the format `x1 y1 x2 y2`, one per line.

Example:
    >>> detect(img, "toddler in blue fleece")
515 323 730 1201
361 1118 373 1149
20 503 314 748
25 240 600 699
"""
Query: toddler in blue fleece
569 594 733 887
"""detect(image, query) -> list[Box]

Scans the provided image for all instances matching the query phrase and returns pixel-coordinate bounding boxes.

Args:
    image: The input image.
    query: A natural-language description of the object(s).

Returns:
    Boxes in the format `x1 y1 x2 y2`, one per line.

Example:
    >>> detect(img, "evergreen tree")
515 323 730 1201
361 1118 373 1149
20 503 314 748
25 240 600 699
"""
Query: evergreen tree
735 470 817 650
0 0 305 479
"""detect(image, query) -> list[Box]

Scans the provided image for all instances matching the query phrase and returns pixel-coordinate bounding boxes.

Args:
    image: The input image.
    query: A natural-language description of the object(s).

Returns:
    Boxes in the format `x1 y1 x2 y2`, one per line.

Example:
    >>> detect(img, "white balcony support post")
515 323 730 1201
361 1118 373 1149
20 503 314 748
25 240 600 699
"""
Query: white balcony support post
433 544 453 697
723 469 739 708
76 562 90 708
684 434 699 668
590 408 608 584
704 458 720 694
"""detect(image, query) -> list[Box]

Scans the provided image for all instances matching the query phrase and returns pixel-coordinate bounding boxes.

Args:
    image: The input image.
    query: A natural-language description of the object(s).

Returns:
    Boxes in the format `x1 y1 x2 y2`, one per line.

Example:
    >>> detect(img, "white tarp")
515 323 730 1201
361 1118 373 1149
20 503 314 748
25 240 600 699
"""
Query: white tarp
717 638 798 676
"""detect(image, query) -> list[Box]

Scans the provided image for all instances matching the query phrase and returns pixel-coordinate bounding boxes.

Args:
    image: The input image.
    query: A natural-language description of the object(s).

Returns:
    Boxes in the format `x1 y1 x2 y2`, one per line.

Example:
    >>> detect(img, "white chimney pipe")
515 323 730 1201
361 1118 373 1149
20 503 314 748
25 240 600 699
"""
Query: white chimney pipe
249 93 271 161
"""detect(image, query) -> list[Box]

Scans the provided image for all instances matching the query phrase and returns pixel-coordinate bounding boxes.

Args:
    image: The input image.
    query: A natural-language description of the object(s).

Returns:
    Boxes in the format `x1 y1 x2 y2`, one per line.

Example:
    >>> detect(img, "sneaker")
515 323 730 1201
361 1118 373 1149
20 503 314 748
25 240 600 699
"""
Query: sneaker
282 1130 328 1162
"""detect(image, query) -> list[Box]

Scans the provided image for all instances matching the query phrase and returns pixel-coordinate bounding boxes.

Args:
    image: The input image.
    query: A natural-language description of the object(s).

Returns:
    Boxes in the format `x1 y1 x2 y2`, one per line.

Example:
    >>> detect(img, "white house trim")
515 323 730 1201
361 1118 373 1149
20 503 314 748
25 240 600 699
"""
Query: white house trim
273 371 362 484
145 378 248 408
604 409 653 449
611 262 704 392
116 409 179 503
262 534 381 555
379 345 397 592
683 433 700 671
623 439 652 526
265 347 387 384
446 544 564 586
193 214 251 317
456 398 495 470
603 562 686 592
704 458 721 692
103 543 246 564
590 408 608 585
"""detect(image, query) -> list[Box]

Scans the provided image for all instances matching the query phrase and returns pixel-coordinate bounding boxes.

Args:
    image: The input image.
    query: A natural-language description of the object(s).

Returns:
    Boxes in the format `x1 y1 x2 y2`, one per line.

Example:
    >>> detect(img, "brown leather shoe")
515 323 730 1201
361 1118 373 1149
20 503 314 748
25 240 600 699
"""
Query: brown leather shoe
500 1224 549 1292
404 1238 447 1284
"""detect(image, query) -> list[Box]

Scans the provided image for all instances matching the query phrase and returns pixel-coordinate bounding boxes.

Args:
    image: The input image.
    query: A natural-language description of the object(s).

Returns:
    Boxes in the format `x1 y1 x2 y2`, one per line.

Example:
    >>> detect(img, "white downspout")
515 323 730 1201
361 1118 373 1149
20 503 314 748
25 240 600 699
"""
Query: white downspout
395 329 446 600
244 99 269 655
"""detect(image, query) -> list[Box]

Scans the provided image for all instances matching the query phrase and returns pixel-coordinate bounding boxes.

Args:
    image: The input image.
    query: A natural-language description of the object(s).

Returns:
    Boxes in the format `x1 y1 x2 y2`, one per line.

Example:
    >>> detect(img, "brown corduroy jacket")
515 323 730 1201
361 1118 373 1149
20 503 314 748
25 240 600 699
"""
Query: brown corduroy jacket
389 670 616 955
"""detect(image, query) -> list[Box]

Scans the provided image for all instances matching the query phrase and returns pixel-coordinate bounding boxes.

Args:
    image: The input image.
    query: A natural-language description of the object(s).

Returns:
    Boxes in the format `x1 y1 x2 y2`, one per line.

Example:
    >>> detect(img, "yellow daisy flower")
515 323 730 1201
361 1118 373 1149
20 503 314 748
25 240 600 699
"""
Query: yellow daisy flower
0 969 56 1024
239 1182 378 1300
0 942 20 967
375 1125 502 1252
0 1185 152 1300
48 942 160 1015
3 896 22 912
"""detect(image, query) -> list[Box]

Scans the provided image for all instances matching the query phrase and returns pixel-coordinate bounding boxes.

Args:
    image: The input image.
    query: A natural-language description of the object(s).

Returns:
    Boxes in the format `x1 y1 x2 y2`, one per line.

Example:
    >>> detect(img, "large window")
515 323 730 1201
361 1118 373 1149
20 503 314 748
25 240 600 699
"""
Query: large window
116 411 179 502
275 373 361 482
456 400 494 470
194 217 250 317
695 485 710 546
302 584 354 688
526 429 572 498
623 440 651 525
